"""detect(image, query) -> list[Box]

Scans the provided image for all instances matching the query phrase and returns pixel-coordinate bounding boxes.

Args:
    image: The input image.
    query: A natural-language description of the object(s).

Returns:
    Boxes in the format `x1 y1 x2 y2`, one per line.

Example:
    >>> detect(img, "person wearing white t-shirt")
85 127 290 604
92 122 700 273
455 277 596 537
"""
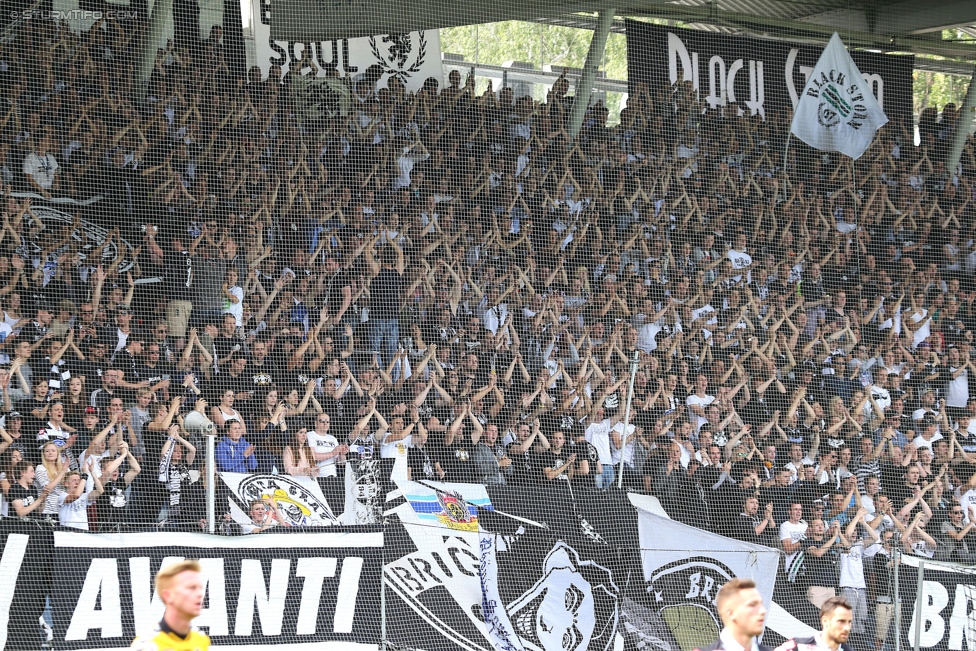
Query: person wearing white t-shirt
220 268 244 327
837 509 880 635
307 413 347 477
378 411 427 459
945 347 975 414
610 408 641 486
780 502 809 570
686 374 715 431
58 464 104 530
727 233 753 284
585 407 620 489
23 135 60 195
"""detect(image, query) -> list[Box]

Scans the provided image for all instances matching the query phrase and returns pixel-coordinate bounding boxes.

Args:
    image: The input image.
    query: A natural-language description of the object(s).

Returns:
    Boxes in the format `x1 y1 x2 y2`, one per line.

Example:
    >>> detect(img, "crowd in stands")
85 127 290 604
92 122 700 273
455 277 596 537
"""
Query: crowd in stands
2 15 976 645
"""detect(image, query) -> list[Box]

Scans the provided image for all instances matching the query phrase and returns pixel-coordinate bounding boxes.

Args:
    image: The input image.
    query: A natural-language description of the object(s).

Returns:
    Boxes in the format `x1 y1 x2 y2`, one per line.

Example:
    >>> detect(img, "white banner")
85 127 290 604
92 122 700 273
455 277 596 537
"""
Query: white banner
221 472 339 527
251 0 442 91
635 504 781 648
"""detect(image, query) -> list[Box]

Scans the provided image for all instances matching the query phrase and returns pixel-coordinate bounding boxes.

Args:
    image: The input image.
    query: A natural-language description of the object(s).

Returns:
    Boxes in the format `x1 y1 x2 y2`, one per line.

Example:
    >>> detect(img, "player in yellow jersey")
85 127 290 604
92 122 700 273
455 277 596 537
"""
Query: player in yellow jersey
131 560 211 651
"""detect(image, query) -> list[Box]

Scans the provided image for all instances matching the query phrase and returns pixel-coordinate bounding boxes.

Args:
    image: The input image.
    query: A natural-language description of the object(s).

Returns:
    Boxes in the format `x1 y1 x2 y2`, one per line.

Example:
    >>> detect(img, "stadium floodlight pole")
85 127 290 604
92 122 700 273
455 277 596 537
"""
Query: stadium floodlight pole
945 67 976 183
207 434 216 534
617 350 640 489
136 0 174 102
566 8 616 142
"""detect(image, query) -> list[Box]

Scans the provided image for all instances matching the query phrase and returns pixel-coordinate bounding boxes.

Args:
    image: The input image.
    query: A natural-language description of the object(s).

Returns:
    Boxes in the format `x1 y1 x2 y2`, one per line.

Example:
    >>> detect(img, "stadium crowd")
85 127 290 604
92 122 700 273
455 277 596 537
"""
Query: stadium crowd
1 15 976 645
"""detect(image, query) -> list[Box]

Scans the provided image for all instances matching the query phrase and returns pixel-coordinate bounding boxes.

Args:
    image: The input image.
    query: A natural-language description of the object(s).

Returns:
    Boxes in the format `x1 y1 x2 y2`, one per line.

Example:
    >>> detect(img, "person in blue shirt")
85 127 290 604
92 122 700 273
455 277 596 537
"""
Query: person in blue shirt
215 421 257 473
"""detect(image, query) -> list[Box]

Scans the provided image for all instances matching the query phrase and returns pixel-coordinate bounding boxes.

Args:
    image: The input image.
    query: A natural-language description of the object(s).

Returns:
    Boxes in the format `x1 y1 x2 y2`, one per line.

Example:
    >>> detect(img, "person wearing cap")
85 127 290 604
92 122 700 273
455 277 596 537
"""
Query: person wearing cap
75 336 110 384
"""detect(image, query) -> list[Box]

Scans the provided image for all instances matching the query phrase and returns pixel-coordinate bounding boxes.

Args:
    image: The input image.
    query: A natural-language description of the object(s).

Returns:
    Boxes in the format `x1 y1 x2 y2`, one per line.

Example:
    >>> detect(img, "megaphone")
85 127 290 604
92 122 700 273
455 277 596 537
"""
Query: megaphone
184 410 216 436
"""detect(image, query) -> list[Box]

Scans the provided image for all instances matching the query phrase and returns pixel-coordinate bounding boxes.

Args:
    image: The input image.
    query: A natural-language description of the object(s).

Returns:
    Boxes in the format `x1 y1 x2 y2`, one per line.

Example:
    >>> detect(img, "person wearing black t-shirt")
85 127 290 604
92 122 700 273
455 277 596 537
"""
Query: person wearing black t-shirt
505 419 549 486
8 460 55 518
213 314 243 367
536 430 579 483
160 231 194 345
95 442 142 530
320 257 353 327
138 343 174 399
432 403 482 483
247 339 279 391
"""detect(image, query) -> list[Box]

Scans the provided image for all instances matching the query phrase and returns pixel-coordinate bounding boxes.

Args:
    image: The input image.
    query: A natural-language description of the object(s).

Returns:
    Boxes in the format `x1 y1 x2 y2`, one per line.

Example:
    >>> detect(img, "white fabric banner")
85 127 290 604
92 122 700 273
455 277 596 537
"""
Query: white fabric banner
790 32 888 160
635 504 781 645
251 0 442 91
220 472 339 527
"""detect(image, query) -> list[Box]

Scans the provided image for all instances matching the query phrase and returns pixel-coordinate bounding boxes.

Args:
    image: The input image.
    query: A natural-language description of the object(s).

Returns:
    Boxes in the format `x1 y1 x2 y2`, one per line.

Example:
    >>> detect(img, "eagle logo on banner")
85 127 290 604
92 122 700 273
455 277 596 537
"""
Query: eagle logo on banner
436 489 475 530
369 31 428 82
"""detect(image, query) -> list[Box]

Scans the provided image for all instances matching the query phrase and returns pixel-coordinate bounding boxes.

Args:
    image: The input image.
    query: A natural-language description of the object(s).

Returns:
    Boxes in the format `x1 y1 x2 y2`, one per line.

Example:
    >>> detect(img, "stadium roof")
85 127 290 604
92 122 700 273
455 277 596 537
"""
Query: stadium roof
271 0 976 62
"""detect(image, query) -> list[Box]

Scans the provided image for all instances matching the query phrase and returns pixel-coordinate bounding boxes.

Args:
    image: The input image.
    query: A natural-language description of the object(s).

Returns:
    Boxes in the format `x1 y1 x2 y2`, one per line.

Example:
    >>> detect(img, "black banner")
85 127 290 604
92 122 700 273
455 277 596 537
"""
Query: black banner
626 21 914 121
50 528 382 650
1 480 793 651
897 555 976 651
0 520 54 651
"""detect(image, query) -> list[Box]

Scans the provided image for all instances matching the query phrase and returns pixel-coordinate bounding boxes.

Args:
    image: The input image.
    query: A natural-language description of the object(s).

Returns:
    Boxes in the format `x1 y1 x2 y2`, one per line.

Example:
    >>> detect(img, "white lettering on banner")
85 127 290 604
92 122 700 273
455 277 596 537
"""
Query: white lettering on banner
685 571 717 605
251 0 441 90
667 31 766 118
0 534 29 649
64 555 367 640
66 559 123 640
196 558 230 636
386 546 482 595
295 557 338 635
334 557 364 633
949 584 976 650
129 556 184 637
909 580 950 648
234 559 291 636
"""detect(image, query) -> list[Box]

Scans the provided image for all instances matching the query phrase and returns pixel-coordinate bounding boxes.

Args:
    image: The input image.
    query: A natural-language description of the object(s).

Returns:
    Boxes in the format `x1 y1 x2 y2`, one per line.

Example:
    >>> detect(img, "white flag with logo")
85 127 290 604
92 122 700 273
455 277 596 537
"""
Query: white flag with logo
791 33 888 160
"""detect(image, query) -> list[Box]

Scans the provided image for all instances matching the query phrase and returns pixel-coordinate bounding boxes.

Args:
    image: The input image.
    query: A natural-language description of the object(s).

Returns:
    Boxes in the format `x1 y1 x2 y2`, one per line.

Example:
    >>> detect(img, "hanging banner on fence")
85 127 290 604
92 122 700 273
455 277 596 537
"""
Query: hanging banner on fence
635 505 781 649
625 20 914 121
898 554 976 651
251 0 442 90
341 457 390 525
0 520 54 651
384 481 781 651
221 471 339 527
50 529 382 650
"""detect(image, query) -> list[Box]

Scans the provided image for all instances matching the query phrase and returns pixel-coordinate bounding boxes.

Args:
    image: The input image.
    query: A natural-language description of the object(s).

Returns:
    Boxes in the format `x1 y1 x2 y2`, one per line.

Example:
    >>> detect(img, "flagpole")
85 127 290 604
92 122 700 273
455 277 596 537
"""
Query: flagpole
782 133 791 172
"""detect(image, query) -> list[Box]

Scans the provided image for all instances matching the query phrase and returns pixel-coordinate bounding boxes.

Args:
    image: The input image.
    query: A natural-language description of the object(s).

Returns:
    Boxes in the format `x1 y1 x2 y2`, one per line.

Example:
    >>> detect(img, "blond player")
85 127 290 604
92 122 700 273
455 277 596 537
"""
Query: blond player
131 560 210 650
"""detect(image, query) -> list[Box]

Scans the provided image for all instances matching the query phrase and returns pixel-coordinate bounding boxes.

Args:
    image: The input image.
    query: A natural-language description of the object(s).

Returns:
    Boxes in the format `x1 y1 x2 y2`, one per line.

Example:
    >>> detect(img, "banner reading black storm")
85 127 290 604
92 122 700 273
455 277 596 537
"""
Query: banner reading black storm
625 21 914 122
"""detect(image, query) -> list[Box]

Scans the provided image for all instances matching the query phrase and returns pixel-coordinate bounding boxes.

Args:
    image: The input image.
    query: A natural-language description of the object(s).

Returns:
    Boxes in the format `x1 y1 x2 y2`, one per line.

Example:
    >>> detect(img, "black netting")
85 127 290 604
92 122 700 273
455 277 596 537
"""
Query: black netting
0 2 975 650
